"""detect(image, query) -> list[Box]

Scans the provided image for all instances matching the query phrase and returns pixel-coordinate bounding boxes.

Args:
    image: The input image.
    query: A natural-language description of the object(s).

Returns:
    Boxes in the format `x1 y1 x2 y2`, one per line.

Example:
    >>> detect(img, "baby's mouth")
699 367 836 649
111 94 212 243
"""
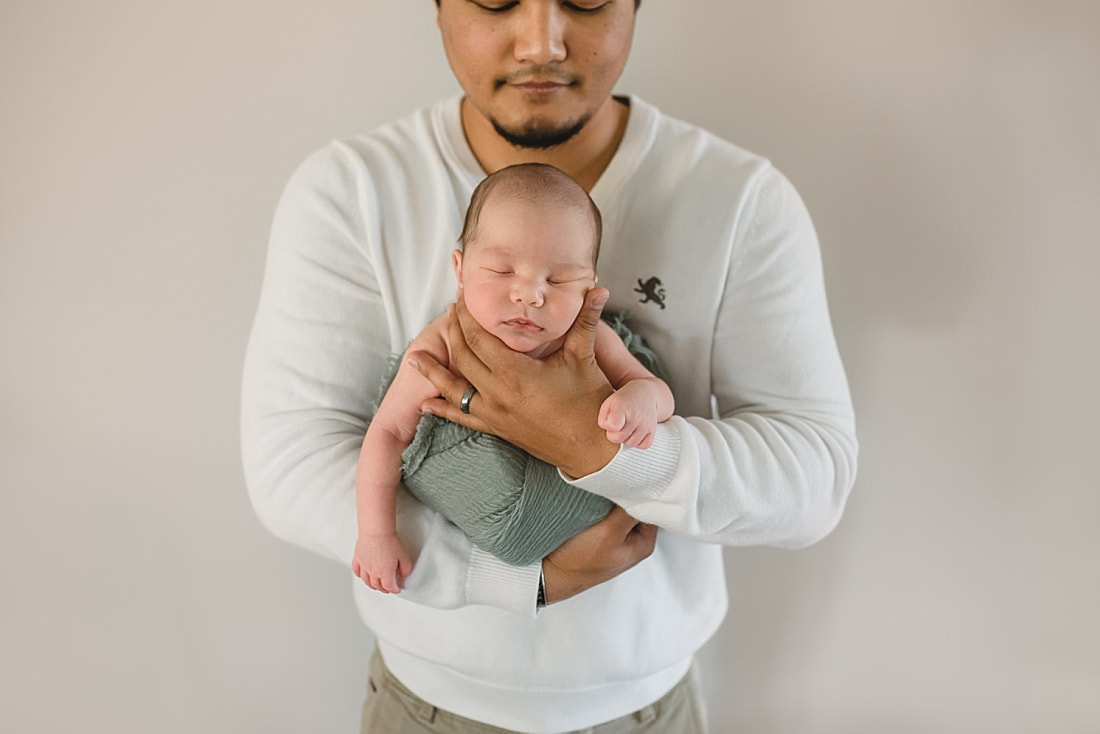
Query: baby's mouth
503 318 543 333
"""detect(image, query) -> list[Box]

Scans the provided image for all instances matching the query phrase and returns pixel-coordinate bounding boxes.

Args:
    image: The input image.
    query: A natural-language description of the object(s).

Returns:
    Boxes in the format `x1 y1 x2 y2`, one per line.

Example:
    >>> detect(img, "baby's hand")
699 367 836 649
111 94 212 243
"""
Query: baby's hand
352 533 413 594
598 390 658 449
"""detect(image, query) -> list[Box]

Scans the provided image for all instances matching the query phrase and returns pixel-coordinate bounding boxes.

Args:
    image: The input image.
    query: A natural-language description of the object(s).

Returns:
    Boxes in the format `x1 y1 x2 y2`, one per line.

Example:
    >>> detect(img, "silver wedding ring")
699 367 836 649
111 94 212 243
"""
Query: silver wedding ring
459 386 477 414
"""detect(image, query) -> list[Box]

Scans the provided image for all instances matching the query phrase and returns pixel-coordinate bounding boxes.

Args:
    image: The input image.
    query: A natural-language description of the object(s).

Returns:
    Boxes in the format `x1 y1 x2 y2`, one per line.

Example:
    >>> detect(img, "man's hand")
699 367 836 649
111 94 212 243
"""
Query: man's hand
542 507 657 604
411 287 620 479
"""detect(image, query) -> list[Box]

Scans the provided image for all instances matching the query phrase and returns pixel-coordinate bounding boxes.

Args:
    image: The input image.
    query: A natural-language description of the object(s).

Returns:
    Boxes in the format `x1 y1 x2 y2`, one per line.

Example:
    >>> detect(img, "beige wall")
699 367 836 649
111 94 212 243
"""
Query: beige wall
2 2 1097 731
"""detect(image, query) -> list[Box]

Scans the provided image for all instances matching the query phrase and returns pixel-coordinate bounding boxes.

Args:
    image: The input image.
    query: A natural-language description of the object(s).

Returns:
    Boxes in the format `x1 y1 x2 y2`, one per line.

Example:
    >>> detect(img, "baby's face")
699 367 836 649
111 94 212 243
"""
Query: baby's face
454 197 597 359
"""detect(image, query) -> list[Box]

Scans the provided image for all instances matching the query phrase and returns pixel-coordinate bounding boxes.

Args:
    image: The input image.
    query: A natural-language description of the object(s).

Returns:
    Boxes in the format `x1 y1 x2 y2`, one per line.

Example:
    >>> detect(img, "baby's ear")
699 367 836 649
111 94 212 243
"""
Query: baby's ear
451 249 463 286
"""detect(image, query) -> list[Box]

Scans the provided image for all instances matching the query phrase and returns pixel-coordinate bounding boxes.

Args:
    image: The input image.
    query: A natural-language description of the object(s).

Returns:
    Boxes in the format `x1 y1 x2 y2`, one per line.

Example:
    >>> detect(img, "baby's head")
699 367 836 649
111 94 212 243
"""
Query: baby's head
453 163 602 358
458 163 602 266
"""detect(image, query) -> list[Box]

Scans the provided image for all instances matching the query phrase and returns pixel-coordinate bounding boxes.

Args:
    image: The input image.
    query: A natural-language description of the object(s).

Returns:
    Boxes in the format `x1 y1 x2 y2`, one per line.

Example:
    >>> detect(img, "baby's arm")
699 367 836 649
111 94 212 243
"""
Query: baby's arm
593 320 675 450
353 316 450 593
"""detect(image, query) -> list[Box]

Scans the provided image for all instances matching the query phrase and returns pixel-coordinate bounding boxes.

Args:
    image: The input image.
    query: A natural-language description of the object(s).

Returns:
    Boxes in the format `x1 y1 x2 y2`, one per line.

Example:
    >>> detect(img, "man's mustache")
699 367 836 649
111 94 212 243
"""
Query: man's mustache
495 67 579 88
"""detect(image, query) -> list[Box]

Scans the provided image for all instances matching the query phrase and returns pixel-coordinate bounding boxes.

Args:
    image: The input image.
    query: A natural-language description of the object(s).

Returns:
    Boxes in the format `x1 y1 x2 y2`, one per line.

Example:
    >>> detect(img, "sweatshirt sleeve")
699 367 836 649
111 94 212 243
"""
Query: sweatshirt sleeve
240 144 540 614
569 169 858 549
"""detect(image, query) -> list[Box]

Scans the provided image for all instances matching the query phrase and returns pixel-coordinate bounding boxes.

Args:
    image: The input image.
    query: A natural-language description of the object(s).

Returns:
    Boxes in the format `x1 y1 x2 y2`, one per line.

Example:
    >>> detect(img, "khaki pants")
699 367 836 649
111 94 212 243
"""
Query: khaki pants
361 649 709 734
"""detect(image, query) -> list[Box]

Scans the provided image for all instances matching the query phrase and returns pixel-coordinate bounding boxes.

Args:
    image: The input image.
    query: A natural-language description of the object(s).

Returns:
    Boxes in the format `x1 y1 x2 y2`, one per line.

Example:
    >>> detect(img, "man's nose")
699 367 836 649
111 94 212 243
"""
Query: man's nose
513 3 567 65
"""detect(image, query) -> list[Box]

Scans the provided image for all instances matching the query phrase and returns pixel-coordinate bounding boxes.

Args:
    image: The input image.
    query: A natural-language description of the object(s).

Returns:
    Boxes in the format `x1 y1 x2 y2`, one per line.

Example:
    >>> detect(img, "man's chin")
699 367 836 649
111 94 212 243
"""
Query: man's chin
490 117 588 150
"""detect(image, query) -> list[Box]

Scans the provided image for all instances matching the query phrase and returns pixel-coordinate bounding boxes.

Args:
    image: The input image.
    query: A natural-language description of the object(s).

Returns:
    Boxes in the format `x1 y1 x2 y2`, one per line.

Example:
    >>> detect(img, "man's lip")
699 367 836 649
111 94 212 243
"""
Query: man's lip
502 74 575 89
511 81 569 93
514 79 567 87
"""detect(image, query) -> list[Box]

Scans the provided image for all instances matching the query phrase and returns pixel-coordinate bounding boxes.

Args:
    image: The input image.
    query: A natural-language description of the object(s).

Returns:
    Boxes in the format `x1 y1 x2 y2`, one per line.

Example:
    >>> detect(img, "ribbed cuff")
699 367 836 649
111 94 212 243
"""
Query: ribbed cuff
563 421 682 503
466 547 542 617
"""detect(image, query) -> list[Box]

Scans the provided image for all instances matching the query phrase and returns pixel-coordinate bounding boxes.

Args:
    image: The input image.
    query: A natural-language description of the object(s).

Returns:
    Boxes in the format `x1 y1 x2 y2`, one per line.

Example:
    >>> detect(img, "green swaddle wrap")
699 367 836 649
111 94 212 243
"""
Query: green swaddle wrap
401 416 613 566
378 312 665 567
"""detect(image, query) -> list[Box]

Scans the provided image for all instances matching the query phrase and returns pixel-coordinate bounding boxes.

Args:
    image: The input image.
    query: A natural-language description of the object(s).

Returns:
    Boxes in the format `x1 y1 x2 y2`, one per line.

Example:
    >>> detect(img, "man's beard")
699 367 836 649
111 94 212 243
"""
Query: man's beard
490 115 589 150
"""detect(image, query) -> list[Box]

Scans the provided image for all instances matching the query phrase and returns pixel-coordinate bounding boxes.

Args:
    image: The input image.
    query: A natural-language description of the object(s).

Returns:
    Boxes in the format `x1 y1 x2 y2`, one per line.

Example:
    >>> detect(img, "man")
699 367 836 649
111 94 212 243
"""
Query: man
241 1 858 731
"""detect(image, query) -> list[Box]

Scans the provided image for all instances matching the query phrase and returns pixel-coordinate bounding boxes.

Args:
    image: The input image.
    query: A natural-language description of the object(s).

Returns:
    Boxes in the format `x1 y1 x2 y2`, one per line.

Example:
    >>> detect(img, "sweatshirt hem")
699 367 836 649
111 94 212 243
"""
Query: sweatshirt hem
378 640 693 733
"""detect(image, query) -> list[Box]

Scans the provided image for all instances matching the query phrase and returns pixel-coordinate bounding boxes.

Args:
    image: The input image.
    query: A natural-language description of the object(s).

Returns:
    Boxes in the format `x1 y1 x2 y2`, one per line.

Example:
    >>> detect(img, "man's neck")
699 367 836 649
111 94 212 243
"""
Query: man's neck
460 96 630 192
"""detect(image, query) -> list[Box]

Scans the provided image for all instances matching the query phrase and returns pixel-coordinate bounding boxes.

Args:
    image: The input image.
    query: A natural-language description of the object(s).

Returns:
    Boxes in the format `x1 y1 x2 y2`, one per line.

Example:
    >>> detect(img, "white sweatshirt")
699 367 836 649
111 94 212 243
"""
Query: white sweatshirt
241 95 857 733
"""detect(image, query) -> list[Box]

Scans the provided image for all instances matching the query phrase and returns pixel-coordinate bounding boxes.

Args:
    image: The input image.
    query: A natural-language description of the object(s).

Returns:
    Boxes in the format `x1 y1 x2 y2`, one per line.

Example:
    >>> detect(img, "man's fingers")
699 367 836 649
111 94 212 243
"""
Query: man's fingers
612 511 657 561
563 286 609 359
408 350 490 430
418 396 493 434
593 506 656 551
633 526 658 560
633 521 658 543
594 510 657 575
602 505 642 535
620 520 658 562
451 296 500 383
407 349 464 400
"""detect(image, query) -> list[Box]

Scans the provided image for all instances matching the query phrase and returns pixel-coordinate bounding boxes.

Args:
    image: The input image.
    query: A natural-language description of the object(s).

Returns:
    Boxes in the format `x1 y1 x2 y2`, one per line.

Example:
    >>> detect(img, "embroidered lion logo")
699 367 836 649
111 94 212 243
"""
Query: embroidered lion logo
634 277 667 310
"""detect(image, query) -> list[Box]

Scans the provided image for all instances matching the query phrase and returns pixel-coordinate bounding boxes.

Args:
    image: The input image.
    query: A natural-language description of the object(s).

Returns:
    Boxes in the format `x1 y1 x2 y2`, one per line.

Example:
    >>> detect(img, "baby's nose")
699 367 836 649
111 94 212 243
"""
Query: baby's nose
512 280 544 307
